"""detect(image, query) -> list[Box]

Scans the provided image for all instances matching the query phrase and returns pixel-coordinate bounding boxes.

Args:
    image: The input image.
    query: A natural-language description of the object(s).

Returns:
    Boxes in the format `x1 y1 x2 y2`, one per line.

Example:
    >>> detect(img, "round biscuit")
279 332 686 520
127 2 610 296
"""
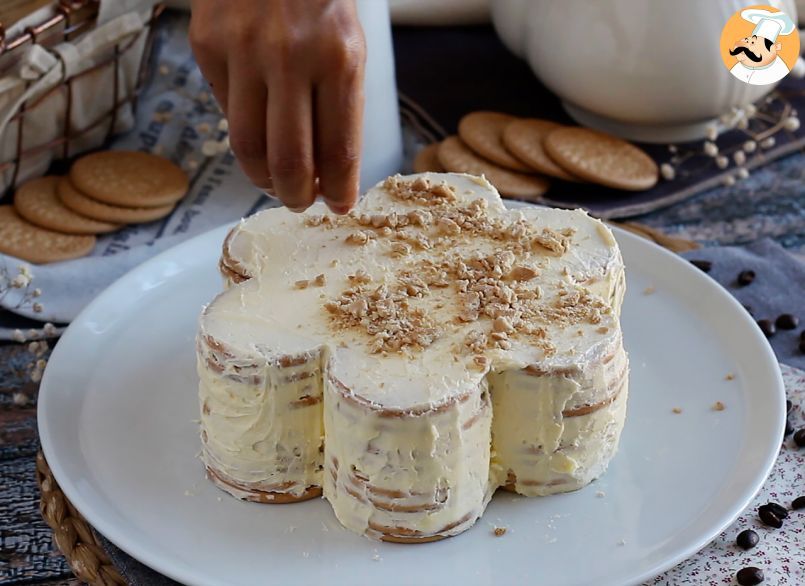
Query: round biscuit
458 111 532 172
14 176 121 235
502 119 582 182
543 127 658 191
58 178 176 224
437 136 549 200
0 206 95 264
412 143 445 173
70 150 188 208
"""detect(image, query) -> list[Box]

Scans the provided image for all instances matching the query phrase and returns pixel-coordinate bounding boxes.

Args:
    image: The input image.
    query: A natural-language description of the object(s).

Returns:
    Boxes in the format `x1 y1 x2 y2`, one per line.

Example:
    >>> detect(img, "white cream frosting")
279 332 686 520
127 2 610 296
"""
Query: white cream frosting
197 172 629 539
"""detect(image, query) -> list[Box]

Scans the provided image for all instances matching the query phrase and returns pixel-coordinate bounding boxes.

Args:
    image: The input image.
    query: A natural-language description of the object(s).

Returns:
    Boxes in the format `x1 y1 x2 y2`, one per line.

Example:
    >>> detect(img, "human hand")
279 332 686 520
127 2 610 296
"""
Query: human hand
190 0 366 213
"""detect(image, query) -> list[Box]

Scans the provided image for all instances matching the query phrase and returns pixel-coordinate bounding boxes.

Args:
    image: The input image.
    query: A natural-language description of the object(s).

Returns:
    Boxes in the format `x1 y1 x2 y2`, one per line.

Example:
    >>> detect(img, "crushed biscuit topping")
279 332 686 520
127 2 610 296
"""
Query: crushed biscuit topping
532 227 575 255
345 230 374 245
294 175 613 358
348 269 372 285
383 174 457 206
325 284 441 354
509 265 539 281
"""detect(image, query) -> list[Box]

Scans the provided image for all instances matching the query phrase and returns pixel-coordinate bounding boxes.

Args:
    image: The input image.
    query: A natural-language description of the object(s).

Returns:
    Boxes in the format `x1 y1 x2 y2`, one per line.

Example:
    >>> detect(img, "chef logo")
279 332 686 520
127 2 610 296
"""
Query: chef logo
720 5 799 86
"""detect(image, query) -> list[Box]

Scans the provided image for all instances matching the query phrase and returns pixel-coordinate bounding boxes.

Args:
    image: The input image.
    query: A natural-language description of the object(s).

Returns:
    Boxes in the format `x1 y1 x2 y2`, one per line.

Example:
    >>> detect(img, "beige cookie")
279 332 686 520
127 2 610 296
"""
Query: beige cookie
458 111 531 172
58 178 176 224
412 143 445 174
70 150 189 208
502 119 582 182
437 136 549 200
0 206 95 264
544 128 658 191
14 176 121 235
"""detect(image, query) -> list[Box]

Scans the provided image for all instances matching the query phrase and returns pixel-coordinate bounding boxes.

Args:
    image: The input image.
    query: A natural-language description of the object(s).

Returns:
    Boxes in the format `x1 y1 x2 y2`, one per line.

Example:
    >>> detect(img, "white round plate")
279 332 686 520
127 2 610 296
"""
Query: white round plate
38 222 785 586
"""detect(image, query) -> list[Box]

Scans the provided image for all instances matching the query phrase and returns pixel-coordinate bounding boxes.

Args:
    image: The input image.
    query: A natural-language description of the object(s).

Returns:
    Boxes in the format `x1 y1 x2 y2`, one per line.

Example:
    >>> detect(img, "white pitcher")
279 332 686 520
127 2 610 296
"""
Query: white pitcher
492 0 799 143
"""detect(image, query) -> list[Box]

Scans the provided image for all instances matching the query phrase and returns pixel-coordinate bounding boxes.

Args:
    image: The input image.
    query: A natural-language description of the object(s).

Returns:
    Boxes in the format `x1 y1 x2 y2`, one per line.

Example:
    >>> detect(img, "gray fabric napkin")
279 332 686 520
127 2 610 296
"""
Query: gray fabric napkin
682 238 805 370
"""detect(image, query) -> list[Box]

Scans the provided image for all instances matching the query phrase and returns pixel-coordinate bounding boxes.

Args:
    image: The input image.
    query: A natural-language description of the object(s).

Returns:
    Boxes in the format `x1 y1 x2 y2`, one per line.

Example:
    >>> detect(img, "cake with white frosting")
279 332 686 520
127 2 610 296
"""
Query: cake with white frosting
197 172 628 542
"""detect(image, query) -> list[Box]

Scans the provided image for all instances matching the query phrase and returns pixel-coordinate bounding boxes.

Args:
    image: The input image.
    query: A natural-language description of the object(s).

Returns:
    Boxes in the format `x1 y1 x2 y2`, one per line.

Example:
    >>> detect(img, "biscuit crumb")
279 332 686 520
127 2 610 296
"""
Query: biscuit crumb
509 265 539 281
672 407 683 414
643 285 656 295
345 231 373 245
532 227 574 255
724 373 735 381
493 526 507 537
471 355 489 370
712 401 725 411
313 274 326 287
294 279 309 290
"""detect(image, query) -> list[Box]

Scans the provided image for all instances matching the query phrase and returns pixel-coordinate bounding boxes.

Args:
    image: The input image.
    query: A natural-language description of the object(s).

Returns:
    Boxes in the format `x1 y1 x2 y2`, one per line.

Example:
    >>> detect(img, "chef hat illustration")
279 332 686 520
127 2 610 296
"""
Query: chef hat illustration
741 8 797 43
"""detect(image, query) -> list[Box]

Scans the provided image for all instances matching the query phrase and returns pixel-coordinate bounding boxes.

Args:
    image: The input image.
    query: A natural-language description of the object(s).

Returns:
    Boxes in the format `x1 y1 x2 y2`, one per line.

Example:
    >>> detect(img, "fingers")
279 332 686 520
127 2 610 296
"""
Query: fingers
267 74 316 212
226 62 272 191
315 70 364 214
189 8 229 112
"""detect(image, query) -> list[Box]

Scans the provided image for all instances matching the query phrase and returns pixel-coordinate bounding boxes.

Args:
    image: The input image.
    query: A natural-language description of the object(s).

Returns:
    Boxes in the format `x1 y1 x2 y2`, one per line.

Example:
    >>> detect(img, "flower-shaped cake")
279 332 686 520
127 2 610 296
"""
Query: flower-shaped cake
197 173 628 542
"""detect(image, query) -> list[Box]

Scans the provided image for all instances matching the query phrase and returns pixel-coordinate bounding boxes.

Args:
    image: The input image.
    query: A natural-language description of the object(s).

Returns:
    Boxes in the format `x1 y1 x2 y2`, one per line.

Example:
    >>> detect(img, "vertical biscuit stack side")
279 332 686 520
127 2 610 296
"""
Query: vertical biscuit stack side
198 172 628 542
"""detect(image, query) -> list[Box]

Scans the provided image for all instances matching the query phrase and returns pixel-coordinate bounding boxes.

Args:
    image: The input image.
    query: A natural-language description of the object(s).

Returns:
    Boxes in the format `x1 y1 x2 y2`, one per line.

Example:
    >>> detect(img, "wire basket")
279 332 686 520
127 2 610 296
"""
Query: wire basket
0 0 163 198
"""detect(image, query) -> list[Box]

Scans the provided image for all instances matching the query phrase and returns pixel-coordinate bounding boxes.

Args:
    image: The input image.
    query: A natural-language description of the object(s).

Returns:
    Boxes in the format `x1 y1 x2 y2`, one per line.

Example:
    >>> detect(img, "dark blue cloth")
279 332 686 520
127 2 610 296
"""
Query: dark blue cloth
682 238 805 370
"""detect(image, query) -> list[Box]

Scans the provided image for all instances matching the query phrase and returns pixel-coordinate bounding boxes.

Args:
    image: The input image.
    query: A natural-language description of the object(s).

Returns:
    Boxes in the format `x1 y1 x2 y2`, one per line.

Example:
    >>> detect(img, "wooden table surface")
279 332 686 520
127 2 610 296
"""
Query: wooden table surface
0 342 78 586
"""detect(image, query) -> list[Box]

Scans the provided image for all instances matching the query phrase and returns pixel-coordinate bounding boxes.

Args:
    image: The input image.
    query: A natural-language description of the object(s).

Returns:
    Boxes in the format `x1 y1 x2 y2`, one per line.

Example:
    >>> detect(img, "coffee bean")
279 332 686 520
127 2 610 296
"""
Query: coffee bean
690 259 712 273
736 529 759 550
801 330 805 342
743 304 754 316
758 507 782 528
736 567 764 585
787 399 793 413
792 496 805 510
760 502 788 519
776 314 799 330
794 429 805 448
737 270 756 286
800 339 805 354
756 319 775 337
785 419 794 436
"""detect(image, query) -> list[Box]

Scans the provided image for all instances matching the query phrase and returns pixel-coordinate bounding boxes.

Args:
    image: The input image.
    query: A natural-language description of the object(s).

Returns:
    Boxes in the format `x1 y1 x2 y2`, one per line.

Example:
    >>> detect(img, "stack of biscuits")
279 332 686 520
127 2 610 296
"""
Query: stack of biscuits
0 151 188 264
416 111 659 201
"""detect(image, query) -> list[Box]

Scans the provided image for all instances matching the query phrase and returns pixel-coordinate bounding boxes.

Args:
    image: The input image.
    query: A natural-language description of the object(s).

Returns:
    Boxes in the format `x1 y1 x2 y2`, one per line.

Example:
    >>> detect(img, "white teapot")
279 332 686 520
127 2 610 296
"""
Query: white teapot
491 0 799 142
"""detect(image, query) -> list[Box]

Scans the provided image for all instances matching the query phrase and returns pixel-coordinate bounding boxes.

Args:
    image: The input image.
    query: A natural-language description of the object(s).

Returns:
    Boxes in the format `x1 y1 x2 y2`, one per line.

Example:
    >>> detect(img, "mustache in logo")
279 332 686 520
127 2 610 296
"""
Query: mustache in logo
729 46 762 62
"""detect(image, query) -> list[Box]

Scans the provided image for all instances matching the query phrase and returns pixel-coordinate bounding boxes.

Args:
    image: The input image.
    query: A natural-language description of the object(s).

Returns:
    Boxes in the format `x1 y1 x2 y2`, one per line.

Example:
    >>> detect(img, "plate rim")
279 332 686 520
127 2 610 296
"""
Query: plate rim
37 221 785 586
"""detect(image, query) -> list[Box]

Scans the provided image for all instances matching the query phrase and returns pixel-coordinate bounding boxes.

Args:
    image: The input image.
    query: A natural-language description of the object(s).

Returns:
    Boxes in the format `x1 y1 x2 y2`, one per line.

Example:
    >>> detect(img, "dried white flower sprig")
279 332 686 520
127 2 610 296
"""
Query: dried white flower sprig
660 91 800 187
2 263 56 383
1 264 44 314
26 339 50 383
